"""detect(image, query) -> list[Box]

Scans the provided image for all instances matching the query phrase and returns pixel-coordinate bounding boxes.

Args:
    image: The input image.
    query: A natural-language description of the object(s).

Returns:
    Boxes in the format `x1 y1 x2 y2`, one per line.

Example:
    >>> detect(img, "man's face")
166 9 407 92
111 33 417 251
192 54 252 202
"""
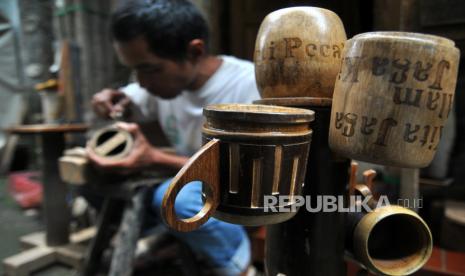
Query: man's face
114 36 196 99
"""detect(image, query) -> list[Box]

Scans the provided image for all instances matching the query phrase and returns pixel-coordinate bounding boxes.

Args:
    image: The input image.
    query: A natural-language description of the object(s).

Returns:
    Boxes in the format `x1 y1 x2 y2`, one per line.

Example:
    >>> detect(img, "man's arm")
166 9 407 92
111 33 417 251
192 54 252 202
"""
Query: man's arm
151 149 189 169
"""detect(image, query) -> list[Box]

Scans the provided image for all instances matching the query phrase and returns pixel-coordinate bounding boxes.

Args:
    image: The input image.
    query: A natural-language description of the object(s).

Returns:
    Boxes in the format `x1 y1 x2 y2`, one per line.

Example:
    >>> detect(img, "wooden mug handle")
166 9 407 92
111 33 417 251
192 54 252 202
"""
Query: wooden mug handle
161 139 220 232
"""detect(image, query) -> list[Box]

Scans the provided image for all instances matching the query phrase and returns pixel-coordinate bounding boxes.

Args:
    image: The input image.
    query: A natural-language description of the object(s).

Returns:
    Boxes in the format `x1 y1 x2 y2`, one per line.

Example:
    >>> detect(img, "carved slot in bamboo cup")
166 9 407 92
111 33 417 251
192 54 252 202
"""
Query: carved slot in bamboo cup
254 7 347 99
329 32 460 168
162 104 314 232
88 126 134 160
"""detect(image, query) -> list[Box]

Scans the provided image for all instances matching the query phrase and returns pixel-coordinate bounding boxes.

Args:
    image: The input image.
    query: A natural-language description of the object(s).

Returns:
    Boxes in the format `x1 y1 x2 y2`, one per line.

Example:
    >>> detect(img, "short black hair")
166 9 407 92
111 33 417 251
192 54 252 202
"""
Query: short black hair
111 0 210 61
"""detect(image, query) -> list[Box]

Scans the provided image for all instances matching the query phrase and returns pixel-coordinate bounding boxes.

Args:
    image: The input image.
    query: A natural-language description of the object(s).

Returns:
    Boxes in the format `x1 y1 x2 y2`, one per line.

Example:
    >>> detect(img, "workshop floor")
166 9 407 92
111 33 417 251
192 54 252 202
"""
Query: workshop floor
0 176 201 276
0 177 75 275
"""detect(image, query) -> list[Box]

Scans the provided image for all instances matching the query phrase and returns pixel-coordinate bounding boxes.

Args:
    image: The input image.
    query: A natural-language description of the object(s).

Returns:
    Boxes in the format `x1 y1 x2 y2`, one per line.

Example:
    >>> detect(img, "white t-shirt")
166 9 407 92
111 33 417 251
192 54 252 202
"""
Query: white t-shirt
122 55 261 156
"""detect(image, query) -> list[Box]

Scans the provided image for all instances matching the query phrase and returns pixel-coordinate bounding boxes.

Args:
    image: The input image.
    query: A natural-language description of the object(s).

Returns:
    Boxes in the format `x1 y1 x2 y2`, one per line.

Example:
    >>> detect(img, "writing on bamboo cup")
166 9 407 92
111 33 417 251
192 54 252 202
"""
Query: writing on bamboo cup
161 104 314 232
254 7 347 99
329 32 460 168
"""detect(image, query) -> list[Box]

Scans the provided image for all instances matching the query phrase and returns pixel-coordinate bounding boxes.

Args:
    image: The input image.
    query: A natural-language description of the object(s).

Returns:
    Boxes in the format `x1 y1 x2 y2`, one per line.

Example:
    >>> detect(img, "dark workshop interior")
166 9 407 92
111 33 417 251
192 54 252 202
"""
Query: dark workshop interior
0 0 464 275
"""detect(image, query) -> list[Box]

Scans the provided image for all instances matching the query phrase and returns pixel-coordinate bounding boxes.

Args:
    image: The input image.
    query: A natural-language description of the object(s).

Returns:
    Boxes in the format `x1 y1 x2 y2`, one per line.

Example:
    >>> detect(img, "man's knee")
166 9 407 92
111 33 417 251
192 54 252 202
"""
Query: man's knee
152 180 203 220
152 179 171 212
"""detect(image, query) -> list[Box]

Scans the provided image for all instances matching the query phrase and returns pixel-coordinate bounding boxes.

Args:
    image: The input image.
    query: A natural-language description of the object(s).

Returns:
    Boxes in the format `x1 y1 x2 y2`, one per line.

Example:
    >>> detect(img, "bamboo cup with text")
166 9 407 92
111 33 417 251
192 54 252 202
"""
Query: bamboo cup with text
254 7 347 99
329 32 460 168
161 104 314 232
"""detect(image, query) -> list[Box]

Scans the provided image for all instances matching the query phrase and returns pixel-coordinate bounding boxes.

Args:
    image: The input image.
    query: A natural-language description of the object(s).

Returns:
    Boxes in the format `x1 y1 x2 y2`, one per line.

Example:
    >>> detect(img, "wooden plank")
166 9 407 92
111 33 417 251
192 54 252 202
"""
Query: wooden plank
3 247 56 276
56 243 86 269
59 40 77 122
70 227 96 244
81 199 125 276
20 227 95 250
108 189 146 276
7 123 88 134
59 155 89 185
19 232 46 250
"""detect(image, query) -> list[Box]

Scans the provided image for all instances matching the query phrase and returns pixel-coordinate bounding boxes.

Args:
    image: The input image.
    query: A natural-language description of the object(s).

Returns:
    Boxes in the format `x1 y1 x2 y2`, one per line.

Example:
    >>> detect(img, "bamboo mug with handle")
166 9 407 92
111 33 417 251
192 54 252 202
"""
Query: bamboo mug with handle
161 104 314 232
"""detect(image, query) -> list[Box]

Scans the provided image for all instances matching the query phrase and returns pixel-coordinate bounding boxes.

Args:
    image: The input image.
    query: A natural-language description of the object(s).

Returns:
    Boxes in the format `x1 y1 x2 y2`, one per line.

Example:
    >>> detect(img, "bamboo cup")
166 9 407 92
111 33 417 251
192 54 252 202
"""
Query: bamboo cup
329 32 460 168
254 7 347 98
88 126 133 160
161 104 314 232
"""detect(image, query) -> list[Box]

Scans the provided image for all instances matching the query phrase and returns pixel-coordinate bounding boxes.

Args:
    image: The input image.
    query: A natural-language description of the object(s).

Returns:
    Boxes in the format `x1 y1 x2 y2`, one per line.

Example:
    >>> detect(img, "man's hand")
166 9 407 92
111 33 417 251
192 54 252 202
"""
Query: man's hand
92 89 131 119
87 122 159 171
87 122 189 172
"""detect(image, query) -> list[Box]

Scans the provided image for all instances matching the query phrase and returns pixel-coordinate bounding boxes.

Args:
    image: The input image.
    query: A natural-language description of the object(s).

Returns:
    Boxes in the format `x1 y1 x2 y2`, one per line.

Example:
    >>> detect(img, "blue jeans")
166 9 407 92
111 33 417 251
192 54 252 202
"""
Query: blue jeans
151 179 251 275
